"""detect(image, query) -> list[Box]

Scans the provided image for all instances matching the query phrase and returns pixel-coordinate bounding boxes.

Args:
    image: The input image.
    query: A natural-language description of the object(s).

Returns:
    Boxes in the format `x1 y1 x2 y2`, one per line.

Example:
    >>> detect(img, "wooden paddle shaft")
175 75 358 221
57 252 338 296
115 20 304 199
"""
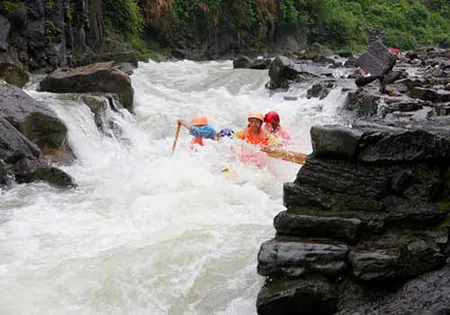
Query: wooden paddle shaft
264 148 307 165
172 124 181 154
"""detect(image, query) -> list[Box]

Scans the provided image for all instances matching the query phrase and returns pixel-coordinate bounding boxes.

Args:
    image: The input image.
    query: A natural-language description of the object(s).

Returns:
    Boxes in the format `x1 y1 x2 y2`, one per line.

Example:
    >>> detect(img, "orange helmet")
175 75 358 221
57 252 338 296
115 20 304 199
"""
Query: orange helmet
192 115 208 126
248 111 264 123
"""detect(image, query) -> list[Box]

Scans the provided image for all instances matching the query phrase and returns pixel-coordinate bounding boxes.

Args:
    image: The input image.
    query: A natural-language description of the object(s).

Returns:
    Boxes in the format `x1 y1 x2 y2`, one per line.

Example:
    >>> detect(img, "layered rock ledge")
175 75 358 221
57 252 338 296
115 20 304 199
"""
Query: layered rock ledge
257 122 450 315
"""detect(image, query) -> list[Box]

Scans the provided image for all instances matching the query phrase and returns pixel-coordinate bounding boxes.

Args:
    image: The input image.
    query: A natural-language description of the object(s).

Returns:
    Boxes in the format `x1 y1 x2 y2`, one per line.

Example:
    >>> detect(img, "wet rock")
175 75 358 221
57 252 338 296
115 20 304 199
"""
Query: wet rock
0 116 74 189
355 123 450 162
349 249 401 281
355 76 380 87
0 15 10 51
233 56 253 69
268 56 300 89
257 277 338 315
257 239 349 278
337 266 450 315
39 62 134 112
250 58 271 70
345 89 381 117
410 86 450 102
358 41 397 76
274 211 361 243
310 125 364 160
306 81 334 99
0 83 71 162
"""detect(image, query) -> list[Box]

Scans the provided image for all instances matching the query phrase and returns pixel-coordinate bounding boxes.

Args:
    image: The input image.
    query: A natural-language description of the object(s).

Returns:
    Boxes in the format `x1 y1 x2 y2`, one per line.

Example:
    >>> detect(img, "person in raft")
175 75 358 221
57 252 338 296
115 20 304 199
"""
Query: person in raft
234 111 279 146
263 111 290 145
177 115 217 149
234 111 280 166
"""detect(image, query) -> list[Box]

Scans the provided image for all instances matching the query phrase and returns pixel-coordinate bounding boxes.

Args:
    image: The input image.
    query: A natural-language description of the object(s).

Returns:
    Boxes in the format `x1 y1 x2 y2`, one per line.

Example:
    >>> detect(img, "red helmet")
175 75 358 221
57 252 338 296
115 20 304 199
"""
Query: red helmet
264 111 280 124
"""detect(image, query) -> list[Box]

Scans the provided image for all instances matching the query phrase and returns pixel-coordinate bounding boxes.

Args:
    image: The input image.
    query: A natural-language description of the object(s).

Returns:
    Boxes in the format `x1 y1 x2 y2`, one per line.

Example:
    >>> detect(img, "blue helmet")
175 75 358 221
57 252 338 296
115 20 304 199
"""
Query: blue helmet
218 129 234 138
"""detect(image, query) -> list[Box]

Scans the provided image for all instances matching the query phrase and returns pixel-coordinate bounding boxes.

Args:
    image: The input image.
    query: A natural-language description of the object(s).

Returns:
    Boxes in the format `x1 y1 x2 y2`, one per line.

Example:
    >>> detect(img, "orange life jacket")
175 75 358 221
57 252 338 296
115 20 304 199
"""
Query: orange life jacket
240 127 269 146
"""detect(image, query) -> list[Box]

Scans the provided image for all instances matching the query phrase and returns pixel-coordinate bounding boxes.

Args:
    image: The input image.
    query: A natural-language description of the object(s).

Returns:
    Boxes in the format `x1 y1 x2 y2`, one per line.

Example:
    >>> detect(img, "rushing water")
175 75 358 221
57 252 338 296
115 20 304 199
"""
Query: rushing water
0 60 349 315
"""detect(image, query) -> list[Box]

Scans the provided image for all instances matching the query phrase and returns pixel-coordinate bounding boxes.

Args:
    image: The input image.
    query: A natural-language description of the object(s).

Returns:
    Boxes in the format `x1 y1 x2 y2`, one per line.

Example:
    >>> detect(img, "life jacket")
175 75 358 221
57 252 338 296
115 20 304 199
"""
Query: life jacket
240 126 269 146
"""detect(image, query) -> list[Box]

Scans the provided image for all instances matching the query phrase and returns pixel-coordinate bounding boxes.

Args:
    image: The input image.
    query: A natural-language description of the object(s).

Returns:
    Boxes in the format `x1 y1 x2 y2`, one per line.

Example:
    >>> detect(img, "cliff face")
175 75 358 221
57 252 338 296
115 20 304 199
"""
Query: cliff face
256 121 450 315
0 0 104 72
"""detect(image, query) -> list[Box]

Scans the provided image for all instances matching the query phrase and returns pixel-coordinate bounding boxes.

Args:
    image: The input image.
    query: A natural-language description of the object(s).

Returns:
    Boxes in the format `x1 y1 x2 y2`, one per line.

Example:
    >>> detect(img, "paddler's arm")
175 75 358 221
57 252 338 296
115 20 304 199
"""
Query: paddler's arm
177 119 190 130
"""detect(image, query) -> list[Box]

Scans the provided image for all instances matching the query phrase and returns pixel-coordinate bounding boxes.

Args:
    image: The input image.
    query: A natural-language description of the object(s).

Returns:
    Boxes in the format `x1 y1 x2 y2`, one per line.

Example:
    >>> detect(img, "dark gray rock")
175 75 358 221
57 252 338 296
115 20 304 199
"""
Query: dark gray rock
357 126 450 162
358 41 397 76
274 211 361 243
310 125 364 159
0 83 71 162
257 277 338 315
349 249 401 281
257 239 349 278
250 58 271 70
39 62 134 111
0 15 10 51
233 56 253 69
268 56 299 90
336 266 450 315
345 89 381 117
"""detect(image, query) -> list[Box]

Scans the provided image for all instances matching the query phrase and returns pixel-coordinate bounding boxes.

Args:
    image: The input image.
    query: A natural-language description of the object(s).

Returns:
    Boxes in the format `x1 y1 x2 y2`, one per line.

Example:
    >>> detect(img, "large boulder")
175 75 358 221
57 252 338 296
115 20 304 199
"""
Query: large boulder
0 116 74 189
38 62 135 111
0 83 72 163
358 41 397 76
257 121 450 314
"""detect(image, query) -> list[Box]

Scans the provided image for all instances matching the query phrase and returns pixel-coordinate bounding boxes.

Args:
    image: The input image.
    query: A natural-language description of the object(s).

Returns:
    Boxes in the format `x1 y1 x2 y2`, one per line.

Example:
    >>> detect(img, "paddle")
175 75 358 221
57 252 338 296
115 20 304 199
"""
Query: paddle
262 147 308 165
171 123 181 154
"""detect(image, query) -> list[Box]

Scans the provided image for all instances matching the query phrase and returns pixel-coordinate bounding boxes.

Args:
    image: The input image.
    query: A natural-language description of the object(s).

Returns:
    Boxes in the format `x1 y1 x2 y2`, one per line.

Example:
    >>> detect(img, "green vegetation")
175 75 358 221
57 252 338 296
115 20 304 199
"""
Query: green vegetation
102 0 160 59
140 0 450 53
100 0 450 57
3 1 25 13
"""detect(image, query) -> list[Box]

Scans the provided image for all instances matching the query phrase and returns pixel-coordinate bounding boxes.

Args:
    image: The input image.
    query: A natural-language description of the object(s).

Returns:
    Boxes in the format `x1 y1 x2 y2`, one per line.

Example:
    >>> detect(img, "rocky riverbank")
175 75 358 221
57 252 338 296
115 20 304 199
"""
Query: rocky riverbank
256 43 450 314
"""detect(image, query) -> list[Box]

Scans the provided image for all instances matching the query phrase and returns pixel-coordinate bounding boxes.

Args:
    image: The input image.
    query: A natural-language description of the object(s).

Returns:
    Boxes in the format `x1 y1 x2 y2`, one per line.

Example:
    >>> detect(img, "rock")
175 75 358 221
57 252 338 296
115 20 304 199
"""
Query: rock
296 157 390 200
355 123 450 162
345 89 381 117
336 266 450 315
349 249 401 281
0 15 10 51
355 76 381 87
257 277 338 315
301 42 333 60
233 56 253 69
249 58 271 70
0 83 72 162
257 239 349 278
0 116 74 189
38 62 134 111
310 125 364 159
268 56 299 89
410 86 450 103
358 41 397 76
0 62 29 87
307 81 334 99
382 83 408 94
274 211 361 243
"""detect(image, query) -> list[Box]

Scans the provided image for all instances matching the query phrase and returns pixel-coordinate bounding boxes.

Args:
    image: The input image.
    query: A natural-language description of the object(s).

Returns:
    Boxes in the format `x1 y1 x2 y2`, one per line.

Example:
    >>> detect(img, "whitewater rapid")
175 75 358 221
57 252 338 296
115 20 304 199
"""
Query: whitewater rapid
0 60 348 315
